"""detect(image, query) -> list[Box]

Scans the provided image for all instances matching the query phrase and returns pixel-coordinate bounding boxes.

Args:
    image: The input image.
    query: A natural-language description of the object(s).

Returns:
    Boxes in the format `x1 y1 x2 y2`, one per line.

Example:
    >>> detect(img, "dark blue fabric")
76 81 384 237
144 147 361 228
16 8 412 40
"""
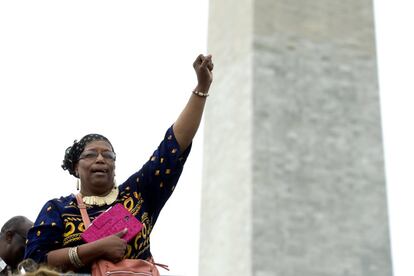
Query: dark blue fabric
24 126 191 272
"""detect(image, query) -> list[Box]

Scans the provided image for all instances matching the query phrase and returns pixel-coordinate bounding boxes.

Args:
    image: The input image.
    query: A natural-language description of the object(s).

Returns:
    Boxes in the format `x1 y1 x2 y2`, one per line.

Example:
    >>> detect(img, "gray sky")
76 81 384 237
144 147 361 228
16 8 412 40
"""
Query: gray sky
0 1 413 275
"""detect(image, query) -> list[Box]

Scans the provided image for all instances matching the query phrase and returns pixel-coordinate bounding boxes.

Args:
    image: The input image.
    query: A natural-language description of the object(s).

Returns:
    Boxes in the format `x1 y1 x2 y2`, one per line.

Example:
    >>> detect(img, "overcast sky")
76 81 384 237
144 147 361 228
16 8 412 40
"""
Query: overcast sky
0 1 413 276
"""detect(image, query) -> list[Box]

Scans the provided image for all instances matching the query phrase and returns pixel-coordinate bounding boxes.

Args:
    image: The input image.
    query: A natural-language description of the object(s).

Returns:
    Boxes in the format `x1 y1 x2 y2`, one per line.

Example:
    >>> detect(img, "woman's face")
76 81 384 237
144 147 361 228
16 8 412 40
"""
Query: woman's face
75 140 116 195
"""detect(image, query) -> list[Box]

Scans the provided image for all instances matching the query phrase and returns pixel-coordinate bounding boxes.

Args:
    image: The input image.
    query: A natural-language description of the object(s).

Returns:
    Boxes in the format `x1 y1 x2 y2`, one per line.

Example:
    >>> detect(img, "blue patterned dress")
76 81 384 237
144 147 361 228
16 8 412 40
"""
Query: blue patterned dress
24 126 191 273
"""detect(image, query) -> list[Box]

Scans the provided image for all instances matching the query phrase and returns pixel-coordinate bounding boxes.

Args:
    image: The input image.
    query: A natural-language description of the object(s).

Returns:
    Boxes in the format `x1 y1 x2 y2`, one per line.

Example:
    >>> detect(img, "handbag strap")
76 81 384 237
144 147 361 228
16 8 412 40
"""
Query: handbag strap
146 257 169 271
76 194 91 228
153 262 169 271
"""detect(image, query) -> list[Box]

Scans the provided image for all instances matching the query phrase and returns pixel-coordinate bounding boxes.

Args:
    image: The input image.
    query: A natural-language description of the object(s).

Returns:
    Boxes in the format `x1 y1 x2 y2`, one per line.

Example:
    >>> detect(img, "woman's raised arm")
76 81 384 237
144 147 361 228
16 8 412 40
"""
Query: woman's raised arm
173 54 214 151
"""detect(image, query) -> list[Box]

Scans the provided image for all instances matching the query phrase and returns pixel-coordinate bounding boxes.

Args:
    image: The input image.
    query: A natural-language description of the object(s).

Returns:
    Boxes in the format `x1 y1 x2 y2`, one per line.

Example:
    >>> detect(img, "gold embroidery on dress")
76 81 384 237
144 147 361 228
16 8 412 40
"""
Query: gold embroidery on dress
63 222 75 237
136 244 151 257
77 222 85 232
124 197 134 212
125 245 133 259
62 216 82 222
63 233 82 246
134 213 152 252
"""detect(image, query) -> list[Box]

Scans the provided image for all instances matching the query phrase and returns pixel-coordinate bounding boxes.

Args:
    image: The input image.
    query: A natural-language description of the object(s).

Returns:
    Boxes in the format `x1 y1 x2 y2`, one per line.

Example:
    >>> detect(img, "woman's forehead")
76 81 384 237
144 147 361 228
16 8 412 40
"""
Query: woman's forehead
84 140 113 151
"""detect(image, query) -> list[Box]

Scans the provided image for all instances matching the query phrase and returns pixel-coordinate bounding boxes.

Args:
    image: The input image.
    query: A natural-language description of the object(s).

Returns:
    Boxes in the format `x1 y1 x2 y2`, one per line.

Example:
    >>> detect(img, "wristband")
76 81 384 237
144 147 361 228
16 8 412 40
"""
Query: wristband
192 90 209 97
68 246 84 268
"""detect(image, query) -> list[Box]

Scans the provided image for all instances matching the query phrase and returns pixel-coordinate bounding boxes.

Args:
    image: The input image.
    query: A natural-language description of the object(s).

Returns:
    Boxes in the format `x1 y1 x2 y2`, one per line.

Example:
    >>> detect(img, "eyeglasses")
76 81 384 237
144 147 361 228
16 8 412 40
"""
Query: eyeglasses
79 150 116 161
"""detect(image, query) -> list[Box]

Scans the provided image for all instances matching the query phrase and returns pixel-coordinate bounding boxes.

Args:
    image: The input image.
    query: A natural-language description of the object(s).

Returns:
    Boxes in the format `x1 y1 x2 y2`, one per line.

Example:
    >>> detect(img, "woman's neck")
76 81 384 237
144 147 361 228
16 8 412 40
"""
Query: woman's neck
80 185 114 197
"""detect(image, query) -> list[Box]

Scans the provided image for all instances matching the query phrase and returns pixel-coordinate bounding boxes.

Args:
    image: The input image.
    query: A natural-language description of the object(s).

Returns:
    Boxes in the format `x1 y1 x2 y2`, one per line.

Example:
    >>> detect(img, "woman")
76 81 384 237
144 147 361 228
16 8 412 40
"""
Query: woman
24 54 214 273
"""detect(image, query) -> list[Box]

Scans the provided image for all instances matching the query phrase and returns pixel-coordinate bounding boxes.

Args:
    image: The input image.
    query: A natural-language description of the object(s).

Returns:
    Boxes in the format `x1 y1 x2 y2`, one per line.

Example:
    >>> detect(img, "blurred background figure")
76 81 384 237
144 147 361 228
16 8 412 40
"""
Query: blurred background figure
0 216 33 275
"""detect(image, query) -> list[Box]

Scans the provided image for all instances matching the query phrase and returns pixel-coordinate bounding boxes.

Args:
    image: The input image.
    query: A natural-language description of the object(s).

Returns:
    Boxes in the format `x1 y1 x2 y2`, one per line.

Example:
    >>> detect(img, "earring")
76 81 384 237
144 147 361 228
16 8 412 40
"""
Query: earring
75 171 80 191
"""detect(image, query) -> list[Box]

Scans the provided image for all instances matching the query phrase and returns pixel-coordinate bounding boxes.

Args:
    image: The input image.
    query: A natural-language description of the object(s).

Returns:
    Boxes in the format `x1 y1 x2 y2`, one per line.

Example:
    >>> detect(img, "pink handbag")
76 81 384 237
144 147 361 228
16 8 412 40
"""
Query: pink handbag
92 259 167 276
75 194 168 276
81 203 143 243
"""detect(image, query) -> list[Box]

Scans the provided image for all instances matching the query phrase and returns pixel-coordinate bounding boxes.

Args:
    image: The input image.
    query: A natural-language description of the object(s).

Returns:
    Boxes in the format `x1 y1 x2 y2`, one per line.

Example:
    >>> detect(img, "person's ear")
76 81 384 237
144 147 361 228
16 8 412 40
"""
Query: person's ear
75 163 79 176
5 231 13 243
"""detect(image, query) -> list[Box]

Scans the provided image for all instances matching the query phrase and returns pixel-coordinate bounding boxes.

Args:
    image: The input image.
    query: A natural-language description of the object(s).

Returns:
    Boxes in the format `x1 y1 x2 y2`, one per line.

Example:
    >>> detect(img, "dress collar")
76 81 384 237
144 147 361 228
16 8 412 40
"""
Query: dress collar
79 186 119 206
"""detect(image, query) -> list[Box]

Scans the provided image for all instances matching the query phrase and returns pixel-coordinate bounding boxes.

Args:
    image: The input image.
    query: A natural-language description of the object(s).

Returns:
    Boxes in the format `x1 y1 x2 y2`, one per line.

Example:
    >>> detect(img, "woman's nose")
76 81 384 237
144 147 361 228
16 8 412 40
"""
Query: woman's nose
95 153 105 162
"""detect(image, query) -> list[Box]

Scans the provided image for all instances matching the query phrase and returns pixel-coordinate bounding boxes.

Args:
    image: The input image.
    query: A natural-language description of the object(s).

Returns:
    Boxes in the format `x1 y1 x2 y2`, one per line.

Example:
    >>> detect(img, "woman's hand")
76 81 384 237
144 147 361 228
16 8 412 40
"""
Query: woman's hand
96 229 128 263
193 54 214 92
47 229 128 270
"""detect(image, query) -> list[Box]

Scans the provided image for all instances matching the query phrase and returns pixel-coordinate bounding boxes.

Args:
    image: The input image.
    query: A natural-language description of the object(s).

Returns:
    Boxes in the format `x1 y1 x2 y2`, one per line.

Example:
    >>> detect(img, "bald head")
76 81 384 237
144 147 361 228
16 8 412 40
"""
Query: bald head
0 216 33 269
1 216 32 235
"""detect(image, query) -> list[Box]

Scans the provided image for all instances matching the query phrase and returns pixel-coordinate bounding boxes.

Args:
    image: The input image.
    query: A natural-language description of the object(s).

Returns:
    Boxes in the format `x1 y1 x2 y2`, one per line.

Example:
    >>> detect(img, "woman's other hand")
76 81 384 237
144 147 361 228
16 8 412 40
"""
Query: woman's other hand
193 54 214 92
97 228 128 263
47 228 128 270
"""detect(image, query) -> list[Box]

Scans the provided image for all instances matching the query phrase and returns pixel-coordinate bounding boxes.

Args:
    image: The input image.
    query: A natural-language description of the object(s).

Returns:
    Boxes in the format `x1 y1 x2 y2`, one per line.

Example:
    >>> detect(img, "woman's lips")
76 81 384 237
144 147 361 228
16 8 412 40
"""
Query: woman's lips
92 171 107 176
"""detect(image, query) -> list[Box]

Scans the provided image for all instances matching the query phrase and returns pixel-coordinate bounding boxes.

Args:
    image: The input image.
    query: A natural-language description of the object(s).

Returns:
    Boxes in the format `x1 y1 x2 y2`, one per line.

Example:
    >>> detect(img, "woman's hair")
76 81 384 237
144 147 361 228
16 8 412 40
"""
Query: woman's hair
22 267 60 276
61 133 115 177
16 259 58 276
17 259 77 276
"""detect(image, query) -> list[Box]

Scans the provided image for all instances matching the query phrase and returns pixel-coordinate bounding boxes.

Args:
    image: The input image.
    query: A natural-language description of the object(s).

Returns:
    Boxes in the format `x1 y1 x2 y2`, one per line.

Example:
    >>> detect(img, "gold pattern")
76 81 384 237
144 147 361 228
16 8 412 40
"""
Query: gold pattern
141 223 148 240
129 194 143 216
63 216 82 222
124 197 134 212
47 206 52 211
36 230 41 236
136 244 151 257
125 245 132 259
155 170 160 176
171 148 177 154
63 233 82 246
135 213 151 250
150 156 156 161
134 232 141 250
78 223 85 232
64 222 75 237
160 158 164 163
165 169 171 174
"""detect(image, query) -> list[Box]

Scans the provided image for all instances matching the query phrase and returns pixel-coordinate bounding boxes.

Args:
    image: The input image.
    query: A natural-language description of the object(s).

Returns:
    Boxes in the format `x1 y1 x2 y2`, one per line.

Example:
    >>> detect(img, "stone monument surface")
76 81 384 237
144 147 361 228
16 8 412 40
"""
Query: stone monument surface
200 0 393 276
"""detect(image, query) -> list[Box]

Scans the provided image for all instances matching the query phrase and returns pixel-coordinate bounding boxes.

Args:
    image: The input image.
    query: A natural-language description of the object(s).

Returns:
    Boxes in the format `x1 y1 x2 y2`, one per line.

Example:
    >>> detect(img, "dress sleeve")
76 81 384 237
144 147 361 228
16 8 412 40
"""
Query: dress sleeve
24 200 64 264
123 126 191 218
